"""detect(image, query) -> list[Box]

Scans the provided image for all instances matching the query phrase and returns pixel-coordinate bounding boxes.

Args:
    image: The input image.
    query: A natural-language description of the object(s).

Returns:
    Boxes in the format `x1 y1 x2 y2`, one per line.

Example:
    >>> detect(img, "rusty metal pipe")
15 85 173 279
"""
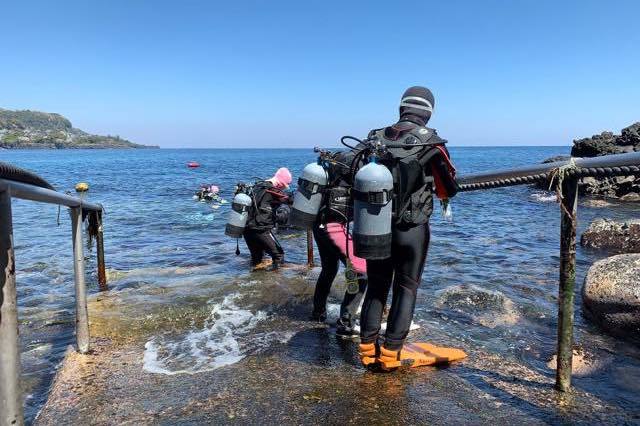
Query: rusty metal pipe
0 183 24 425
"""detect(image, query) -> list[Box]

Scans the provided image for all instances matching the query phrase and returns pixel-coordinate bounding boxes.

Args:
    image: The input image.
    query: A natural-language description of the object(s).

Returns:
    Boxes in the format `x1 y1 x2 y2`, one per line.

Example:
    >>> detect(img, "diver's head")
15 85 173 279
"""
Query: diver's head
269 167 292 189
399 86 434 126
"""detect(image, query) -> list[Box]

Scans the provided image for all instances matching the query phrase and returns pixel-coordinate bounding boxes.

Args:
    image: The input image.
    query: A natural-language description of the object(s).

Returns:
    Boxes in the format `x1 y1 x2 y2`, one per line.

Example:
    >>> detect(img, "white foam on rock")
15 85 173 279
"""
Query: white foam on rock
143 293 288 375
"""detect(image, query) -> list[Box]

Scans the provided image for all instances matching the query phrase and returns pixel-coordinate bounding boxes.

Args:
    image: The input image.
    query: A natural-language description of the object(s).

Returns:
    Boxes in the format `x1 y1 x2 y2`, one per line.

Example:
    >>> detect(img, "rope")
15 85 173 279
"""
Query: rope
547 158 577 219
458 164 640 192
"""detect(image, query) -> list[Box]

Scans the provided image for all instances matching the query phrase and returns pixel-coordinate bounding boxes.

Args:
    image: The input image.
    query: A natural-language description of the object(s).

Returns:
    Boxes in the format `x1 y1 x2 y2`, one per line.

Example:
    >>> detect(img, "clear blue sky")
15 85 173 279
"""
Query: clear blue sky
2 0 639 148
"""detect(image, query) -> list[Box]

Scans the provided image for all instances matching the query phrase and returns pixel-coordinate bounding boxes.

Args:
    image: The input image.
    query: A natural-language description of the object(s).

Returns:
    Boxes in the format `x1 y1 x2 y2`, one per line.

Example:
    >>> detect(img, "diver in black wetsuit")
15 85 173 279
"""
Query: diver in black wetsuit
243 168 292 269
356 86 458 368
309 150 367 338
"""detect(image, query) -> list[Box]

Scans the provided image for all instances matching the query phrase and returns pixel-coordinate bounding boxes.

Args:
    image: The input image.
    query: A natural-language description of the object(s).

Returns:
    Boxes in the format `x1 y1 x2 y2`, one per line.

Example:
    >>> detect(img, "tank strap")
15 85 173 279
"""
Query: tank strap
352 188 393 206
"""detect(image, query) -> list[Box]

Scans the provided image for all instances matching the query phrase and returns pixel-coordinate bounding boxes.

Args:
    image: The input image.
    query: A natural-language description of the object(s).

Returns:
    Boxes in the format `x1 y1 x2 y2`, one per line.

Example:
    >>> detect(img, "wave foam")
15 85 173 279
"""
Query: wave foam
143 293 278 375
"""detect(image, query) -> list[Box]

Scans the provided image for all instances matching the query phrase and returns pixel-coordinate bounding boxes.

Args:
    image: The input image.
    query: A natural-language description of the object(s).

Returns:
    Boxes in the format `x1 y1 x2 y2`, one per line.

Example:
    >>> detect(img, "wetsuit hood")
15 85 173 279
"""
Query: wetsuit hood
399 86 434 126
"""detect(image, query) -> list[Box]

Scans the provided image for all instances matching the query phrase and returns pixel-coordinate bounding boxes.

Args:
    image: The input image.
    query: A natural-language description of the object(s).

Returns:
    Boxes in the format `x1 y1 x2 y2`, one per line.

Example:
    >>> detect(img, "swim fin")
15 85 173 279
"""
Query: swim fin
377 342 467 370
251 259 273 271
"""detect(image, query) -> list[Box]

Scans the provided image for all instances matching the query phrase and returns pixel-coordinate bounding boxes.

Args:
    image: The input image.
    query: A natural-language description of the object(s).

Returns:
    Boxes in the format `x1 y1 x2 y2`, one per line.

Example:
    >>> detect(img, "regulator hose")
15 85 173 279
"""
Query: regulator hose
0 161 54 190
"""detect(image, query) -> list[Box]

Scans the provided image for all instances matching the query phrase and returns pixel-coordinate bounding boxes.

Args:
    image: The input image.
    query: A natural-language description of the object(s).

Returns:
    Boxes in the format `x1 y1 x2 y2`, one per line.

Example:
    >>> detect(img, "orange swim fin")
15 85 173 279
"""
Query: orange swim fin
251 259 273 271
377 342 467 370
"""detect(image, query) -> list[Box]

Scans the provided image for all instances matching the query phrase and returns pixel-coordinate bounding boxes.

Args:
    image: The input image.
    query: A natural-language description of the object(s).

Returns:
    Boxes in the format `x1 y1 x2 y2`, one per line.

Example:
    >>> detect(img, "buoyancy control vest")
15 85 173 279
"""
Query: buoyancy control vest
366 122 457 227
246 181 289 231
320 150 355 224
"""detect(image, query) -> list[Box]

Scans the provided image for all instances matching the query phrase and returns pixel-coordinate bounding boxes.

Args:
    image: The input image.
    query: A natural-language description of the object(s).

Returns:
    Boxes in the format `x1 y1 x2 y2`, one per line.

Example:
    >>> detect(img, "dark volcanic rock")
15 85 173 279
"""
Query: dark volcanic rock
582 254 640 339
581 218 640 253
572 122 640 157
538 123 640 199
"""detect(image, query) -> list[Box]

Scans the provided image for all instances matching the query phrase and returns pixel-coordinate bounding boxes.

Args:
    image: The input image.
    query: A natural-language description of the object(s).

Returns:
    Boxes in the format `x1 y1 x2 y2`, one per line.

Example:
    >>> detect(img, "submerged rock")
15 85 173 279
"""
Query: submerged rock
546 348 610 377
435 284 520 328
581 218 640 253
582 254 640 338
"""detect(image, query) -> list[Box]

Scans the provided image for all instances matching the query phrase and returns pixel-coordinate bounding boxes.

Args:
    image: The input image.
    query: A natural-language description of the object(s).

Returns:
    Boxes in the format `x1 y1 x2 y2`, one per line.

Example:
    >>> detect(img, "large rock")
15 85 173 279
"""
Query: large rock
581 218 640 253
572 122 640 157
537 122 640 199
582 254 640 338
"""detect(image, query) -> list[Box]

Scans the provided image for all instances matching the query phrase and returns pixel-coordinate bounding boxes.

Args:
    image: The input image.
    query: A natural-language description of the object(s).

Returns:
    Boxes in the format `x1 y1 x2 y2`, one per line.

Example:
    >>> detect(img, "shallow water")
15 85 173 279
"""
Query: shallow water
2 147 639 422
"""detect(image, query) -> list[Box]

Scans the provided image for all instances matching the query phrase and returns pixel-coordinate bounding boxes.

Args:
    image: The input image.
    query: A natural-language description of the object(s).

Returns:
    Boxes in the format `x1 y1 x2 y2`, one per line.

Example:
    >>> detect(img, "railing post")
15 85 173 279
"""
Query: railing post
95 211 107 292
0 184 24 425
556 176 578 392
70 207 90 354
306 228 314 267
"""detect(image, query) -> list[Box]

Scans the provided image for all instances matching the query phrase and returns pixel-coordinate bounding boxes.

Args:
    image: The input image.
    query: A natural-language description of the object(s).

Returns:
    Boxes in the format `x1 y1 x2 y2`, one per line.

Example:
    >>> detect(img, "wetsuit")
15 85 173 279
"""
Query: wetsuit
311 223 367 324
243 181 288 266
358 117 457 351
310 150 368 327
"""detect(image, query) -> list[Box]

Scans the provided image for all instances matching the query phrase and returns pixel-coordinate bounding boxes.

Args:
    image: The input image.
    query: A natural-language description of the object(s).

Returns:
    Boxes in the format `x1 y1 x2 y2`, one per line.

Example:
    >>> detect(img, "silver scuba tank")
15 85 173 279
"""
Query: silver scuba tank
290 161 328 228
353 156 394 259
225 192 253 238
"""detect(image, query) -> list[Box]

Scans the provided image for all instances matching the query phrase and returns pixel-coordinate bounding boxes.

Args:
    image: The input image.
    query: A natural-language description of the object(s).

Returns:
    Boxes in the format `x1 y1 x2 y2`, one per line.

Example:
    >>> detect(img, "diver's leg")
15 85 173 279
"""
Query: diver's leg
383 223 430 350
311 225 340 320
359 258 394 345
243 230 264 265
262 230 285 265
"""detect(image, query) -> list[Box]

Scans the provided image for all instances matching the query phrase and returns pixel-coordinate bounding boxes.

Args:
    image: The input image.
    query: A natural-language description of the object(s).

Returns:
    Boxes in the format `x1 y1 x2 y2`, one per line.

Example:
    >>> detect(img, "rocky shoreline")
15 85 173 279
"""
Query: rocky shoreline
539 122 640 200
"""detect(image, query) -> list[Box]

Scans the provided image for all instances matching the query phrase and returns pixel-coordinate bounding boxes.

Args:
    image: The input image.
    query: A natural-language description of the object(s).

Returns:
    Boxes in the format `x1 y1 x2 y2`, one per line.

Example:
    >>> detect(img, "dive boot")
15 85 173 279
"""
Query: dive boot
335 318 359 340
252 259 273 271
359 343 377 367
377 343 468 370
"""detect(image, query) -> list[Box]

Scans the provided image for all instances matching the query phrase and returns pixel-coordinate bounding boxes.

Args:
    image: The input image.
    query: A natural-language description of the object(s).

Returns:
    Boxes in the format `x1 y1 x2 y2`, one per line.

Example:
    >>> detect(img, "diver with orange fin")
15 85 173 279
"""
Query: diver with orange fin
347 86 466 370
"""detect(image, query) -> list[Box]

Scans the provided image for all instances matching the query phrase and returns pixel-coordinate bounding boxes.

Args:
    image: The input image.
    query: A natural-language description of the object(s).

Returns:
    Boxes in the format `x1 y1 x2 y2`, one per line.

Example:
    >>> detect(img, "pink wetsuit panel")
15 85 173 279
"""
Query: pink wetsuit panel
325 222 367 274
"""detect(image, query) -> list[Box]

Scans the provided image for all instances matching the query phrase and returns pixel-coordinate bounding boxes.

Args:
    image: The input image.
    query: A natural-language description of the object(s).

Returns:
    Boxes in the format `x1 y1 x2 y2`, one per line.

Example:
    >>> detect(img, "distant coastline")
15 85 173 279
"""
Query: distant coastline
0 108 158 149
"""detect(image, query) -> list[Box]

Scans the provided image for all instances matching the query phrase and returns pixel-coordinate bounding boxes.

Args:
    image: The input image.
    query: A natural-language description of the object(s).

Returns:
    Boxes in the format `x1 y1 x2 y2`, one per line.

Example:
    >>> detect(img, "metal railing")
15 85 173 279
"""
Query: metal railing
456 151 640 392
0 177 107 426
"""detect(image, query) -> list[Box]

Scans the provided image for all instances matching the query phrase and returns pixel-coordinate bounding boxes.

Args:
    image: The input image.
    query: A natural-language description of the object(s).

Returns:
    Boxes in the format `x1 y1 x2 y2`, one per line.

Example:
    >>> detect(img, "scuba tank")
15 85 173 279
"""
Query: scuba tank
290 160 328 228
225 186 253 238
352 154 394 260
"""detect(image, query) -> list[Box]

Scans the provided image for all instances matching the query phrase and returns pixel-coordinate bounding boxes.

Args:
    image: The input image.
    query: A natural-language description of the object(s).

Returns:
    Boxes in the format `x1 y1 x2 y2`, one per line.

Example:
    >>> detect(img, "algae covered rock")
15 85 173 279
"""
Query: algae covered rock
582 254 640 337
581 218 640 253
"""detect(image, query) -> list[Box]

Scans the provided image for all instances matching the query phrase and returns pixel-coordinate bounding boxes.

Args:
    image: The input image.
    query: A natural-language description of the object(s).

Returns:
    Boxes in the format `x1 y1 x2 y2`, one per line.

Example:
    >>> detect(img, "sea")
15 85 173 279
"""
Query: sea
2 147 640 423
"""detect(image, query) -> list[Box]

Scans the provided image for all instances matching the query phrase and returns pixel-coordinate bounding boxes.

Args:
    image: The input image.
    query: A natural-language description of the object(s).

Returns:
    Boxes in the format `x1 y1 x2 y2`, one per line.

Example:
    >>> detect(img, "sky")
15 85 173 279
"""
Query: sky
1 0 639 148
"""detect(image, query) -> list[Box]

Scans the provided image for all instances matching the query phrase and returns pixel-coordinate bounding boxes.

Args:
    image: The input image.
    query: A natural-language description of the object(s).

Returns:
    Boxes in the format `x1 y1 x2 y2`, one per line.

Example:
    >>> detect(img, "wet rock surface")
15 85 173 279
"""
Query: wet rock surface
36 331 637 425
34 274 640 425
581 218 640 253
582 254 640 338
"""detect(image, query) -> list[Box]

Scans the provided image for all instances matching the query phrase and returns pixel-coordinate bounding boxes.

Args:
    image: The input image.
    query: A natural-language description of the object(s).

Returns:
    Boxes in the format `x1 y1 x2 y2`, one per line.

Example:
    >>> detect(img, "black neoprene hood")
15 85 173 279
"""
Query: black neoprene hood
399 86 435 126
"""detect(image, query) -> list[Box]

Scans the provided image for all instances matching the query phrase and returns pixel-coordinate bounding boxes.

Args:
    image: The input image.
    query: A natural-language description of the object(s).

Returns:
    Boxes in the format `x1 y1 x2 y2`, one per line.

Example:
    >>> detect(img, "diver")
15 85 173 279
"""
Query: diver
243 167 292 270
309 150 368 339
195 184 221 202
352 86 463 369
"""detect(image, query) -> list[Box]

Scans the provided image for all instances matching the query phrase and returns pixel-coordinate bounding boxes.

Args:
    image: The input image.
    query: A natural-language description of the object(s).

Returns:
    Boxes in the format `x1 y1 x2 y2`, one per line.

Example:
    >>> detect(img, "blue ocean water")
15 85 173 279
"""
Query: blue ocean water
2 147 640 421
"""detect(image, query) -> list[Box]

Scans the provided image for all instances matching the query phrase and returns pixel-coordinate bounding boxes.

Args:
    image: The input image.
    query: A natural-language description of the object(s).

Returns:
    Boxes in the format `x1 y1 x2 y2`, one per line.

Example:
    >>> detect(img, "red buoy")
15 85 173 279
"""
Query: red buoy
187 161 200 168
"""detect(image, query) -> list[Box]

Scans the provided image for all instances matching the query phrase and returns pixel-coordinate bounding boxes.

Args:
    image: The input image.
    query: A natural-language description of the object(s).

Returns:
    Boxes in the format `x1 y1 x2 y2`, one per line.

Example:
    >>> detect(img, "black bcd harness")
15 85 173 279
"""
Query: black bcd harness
368 124 450 226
